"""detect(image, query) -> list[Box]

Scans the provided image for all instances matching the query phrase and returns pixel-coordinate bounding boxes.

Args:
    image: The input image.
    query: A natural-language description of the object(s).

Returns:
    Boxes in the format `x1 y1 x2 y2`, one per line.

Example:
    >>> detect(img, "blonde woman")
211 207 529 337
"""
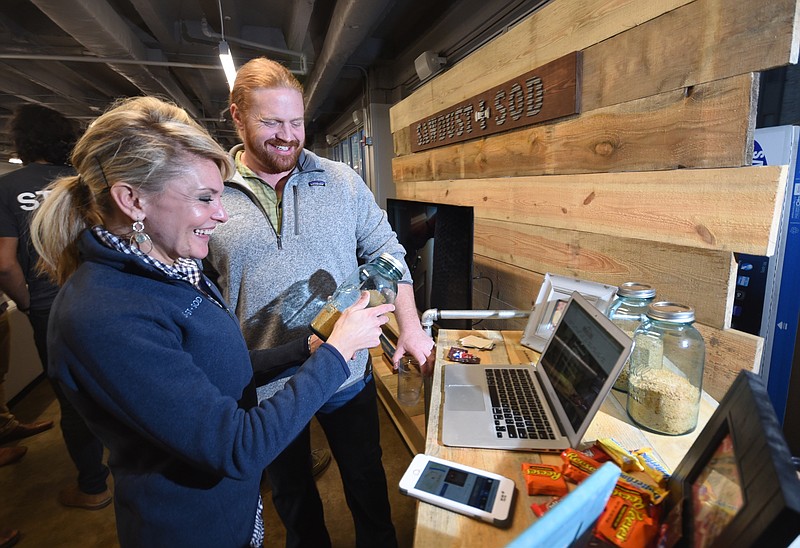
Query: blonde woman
31 96 392 547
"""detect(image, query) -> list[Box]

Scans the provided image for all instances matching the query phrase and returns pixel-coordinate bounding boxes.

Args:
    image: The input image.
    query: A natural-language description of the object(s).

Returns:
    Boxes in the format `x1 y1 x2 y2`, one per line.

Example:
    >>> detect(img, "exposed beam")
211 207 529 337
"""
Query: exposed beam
30 0 202 118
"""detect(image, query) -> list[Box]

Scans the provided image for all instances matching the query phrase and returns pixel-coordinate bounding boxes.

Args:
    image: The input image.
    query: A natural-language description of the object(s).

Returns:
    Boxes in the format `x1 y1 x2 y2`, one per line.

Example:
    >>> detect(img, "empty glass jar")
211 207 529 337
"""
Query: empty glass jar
309 253 405 340
627 302 705 435
607 282 657 392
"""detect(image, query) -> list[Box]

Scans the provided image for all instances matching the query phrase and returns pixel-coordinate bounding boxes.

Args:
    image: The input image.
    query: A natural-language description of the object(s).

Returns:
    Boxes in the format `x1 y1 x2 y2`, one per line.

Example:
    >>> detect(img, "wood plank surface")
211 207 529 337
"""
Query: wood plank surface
415 329 718 547
390 0 694 132
395 164 787 256
581 0 800 111
468 255 761 399
696 323 764 402
393 74 757 178
390 0 799 132
473 217 735 329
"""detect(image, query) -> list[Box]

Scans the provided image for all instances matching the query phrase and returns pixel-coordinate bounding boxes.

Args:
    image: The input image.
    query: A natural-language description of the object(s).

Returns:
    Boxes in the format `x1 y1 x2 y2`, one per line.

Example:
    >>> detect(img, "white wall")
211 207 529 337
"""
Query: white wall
365 103 396 209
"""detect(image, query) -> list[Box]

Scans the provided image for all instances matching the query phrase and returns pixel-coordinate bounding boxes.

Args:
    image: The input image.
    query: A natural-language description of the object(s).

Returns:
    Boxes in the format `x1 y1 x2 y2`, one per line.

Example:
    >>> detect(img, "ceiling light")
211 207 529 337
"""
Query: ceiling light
218 40 237 91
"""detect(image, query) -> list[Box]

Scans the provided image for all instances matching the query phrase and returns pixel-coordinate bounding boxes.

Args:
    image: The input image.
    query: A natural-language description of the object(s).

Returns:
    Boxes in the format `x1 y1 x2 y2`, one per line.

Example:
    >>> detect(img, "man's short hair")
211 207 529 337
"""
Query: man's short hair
230 57 304 114
9 104 78 165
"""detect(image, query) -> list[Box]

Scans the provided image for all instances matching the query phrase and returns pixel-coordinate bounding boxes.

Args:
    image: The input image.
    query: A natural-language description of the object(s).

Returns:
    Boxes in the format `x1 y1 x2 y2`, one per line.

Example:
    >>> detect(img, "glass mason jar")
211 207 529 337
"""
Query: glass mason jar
309 253 405 341
607 282 657 392
626 302 705 435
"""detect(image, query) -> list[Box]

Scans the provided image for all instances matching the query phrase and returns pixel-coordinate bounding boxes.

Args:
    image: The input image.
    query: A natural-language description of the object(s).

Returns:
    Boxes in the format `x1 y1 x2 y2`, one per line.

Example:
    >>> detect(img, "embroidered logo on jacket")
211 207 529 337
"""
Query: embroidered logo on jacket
183 296 203 317
308 180 326 187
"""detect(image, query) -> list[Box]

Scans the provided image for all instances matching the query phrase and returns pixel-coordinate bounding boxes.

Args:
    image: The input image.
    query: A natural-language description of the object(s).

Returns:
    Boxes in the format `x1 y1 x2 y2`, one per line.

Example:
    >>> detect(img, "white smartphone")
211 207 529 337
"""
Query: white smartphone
399 453 516 527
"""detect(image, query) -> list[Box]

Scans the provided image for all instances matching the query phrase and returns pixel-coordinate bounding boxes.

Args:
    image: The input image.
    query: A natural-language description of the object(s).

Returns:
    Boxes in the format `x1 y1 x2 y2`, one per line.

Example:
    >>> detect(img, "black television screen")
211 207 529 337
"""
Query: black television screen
386 198 474 329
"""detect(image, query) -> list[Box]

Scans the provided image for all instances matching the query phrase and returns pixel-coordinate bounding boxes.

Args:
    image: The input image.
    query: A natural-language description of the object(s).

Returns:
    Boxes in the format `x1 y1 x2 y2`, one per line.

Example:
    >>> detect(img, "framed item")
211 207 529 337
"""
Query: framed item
660 371 800 548
520 273 617 352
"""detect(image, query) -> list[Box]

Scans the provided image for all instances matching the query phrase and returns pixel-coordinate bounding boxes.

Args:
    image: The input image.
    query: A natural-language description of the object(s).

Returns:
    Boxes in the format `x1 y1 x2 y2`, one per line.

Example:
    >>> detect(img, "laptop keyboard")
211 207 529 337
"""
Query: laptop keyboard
485 368 556 440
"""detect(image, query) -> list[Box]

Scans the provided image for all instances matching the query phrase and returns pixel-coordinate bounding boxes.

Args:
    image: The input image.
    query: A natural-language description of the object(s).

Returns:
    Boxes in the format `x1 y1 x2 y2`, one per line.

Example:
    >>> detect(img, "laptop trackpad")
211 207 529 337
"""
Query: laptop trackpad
445 385 486 412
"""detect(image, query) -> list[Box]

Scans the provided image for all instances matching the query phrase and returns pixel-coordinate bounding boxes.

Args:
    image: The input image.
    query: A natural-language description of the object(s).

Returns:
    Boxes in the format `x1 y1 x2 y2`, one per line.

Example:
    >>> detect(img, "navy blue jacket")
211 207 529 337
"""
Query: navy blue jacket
48 230 350 547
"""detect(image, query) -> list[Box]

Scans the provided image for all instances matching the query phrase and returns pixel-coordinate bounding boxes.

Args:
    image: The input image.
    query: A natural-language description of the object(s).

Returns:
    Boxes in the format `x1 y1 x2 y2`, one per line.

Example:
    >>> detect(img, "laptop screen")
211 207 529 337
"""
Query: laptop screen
538 298 627 433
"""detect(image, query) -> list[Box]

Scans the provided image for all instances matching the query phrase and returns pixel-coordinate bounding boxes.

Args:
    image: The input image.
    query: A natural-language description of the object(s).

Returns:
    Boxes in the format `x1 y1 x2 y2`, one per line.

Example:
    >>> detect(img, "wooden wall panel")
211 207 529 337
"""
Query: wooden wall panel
472 218 735 329
390 0 799 133
390 0 694 132
696 324 764 401
395 165 787 256
471 254 537 331
470 254 761 401
388 0 800 399
582 0 799 111
393 74 757 180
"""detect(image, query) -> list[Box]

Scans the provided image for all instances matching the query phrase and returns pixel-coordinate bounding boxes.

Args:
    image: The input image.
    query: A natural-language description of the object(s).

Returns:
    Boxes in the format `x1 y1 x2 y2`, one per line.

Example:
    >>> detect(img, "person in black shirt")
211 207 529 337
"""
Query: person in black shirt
0 105 111 510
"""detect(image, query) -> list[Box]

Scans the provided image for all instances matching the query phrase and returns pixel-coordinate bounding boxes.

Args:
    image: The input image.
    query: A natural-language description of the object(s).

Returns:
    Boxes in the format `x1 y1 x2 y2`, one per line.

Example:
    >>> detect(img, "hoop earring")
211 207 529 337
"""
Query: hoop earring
130 219 153 253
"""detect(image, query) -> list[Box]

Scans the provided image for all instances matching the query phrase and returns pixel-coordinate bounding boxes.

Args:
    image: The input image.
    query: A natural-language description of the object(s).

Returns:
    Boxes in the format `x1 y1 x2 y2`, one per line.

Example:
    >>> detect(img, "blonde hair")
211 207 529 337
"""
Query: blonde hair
31 96 233 285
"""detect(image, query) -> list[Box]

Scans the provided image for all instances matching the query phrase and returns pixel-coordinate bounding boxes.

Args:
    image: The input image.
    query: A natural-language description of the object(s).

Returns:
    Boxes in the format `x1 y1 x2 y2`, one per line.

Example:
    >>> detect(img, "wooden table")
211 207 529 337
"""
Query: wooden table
413 329 719 547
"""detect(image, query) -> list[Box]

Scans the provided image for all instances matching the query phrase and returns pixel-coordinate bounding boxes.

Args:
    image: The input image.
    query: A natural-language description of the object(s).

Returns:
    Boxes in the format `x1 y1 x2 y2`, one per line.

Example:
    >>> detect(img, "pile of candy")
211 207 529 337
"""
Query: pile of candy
522 438 671 547
446 346 481 364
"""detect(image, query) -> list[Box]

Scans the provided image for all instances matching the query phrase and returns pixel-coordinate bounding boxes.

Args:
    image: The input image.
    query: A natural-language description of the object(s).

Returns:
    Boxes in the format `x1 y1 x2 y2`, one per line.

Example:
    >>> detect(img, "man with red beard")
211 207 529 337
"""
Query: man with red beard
205 57 433 548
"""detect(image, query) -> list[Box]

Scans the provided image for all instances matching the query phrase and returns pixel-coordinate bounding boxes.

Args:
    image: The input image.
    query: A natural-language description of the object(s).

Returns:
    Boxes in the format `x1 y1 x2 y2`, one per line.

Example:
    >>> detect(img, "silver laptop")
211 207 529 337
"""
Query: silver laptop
441 292 632 451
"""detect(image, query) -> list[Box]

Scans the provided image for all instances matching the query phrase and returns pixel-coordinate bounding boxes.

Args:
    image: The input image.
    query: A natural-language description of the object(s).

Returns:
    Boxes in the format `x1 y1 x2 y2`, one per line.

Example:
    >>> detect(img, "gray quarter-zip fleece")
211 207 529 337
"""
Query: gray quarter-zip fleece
206 145 411 400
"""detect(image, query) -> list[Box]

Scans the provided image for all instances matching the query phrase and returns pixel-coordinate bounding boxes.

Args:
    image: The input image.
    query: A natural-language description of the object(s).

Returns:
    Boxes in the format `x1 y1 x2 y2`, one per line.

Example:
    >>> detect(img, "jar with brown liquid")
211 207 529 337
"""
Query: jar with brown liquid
309 253 405 340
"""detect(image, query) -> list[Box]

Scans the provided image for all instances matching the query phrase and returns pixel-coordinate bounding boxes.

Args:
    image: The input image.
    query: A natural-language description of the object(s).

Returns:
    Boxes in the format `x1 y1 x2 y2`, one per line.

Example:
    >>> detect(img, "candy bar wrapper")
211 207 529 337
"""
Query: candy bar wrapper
618 471 668 505
530 496 561 518
633 447 671 488
596 438 644 473
581 443 613 463
561 447 603 484
446 346 481 364
596 483 660 547
522 462 569 496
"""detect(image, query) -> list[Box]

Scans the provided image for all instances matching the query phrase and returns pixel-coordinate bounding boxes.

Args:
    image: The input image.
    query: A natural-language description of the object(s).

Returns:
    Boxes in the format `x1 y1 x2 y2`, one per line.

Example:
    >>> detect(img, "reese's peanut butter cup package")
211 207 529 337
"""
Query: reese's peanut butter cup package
522 462 569 496
561 447 602 483
596 483 660 547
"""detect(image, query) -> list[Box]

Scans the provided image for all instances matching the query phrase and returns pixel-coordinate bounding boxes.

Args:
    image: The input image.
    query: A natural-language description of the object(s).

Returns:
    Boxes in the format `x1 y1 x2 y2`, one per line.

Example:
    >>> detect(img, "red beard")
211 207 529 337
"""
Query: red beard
246 136 302 174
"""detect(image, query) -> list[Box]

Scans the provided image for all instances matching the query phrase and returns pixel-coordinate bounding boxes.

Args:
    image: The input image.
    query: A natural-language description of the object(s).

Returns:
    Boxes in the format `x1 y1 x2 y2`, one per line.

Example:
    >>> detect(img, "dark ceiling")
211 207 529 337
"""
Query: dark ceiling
0 0 548 159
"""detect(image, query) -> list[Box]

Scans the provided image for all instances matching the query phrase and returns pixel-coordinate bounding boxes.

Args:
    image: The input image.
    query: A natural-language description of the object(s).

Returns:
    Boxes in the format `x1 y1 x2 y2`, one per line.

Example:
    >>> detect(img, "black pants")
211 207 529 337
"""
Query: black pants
28 308 109 494
266 377 398 548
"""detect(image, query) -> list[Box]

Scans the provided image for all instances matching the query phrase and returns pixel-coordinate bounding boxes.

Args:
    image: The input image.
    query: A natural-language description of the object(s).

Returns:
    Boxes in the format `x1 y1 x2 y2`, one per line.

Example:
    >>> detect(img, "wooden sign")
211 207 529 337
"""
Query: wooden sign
410 52 581 153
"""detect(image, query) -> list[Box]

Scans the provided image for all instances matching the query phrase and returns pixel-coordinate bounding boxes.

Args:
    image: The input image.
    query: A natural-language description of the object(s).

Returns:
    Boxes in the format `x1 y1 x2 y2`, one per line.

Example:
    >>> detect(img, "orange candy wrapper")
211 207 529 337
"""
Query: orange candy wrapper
522 463 569 496
561 447 603 483
596 483 661 547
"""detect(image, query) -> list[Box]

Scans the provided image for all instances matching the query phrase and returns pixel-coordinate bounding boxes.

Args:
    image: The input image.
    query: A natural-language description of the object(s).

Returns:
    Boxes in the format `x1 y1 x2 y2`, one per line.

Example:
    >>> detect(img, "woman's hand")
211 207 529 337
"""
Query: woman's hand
326 291 394 361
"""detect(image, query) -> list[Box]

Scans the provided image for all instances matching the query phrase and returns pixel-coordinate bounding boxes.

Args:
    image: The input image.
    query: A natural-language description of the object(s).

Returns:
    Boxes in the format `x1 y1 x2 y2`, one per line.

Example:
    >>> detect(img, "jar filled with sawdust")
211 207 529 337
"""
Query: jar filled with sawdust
626 302 705 435
607 282 656 392
309 253 405 340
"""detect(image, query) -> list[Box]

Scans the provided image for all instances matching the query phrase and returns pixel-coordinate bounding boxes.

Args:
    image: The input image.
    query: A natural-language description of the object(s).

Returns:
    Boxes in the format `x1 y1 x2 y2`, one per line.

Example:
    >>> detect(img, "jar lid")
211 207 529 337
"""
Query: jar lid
376 253 405 279
646 301 695 322
617 282 656 299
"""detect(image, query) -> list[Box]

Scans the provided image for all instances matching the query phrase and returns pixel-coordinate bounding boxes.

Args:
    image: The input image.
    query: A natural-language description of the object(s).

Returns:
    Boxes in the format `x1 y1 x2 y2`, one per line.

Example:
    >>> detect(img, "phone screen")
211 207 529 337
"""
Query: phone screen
414 461 500 511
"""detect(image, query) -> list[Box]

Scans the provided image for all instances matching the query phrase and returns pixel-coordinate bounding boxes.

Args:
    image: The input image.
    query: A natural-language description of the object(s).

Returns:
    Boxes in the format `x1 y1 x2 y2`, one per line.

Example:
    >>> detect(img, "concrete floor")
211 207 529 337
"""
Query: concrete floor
0 378 417 547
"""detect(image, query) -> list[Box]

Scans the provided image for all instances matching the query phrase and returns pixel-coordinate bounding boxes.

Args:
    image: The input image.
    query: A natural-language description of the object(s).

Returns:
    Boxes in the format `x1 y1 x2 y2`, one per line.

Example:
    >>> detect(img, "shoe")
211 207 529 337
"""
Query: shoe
0 420 54 444
0 446 27 467
58 485 113 510
311 448 332 478
0 528 19 548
